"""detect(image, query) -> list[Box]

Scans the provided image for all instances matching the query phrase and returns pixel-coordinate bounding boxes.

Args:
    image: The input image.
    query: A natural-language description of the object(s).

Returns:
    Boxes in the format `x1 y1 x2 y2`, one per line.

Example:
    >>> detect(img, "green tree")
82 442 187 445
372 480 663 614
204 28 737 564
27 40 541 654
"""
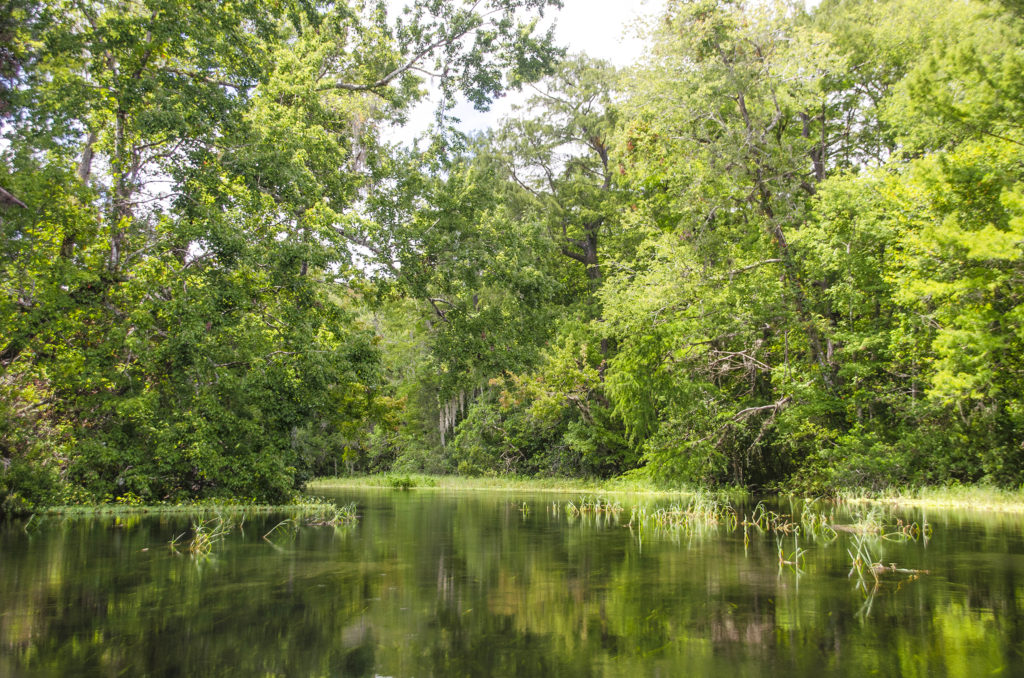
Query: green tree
0 0 563 509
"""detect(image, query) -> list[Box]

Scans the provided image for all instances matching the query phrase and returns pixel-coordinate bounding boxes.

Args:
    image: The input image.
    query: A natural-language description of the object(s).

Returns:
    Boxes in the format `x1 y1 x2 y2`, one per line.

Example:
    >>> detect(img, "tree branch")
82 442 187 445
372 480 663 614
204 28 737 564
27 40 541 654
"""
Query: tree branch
732 396 791 421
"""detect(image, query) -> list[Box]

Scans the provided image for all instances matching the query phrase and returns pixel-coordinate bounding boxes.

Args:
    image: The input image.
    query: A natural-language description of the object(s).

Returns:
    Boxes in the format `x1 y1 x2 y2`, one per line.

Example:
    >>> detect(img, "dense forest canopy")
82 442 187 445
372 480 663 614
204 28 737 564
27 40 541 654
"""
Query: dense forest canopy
2 0 1022 511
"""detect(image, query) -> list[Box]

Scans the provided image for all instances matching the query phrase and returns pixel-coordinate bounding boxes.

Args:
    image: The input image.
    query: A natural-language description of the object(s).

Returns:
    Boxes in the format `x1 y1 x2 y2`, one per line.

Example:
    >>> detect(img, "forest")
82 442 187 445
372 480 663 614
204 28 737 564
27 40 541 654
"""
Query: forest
1 0 1023 512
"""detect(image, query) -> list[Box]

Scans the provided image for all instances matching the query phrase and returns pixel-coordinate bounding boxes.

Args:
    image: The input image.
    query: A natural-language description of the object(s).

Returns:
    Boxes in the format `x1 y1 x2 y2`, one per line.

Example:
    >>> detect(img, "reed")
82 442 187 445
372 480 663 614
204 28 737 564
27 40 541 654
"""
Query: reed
628 493 738 534
847 533 881 586
309 473 748 500
263 518 300 543
385 474 418 490
294 498 359 526
565 496 623 516
170 515 234 558
831 508 930 543
846 532 929 590
777 534 807 572
742 502 797 535
800 508 838 542
838 484 1024 513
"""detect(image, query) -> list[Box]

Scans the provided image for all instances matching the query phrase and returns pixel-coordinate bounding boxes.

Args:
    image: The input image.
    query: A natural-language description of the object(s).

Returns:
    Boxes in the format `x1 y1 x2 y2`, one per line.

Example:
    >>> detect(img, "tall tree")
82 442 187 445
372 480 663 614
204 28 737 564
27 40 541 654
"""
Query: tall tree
0 0 562 509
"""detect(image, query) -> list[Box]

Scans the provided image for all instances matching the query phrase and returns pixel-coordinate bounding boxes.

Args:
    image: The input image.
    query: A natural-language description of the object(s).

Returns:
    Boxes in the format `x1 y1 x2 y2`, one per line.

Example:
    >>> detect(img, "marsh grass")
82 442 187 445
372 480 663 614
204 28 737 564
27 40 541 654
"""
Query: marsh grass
297 498 359 526
263 518 300 543
39 498 363 557
36 497 359 525
263 500 358 545
777 534 807 573
628 493 738 536
846 524 930 615
838 484 1024 513
832 506 886 536
847 533 882 587
566 496 623 516
384 474 420 490
170 515 234 558
800 507 838 542
309 474 747 500
831 507 931 543
40 498 353 518
743 502 797 535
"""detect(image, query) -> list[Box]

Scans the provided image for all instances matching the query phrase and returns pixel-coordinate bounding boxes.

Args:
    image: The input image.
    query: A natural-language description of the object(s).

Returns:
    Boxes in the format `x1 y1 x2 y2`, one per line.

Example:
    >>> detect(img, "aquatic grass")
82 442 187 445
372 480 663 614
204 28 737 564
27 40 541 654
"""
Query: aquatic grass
628 493 738 535
295 498 359 526
309 473 747 501
777 534 807 573
831 506 887 537
880 518 931 542
263 518 300 545
170 515 234 558
385 474 419 490
742 502 797 535
258 501 357 548
565 496 623 516
837 484 1024 513
847 533 881 586
36 497 360 525
22 513 40 534
800 507 838 542
846 532 930 592
831 507 930 544
565 496 625 529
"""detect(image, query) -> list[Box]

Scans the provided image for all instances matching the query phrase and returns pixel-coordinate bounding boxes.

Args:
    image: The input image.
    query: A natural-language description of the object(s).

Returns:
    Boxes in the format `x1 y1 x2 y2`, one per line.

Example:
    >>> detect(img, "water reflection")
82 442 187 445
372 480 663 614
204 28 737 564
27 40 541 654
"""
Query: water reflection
1 493 1023 677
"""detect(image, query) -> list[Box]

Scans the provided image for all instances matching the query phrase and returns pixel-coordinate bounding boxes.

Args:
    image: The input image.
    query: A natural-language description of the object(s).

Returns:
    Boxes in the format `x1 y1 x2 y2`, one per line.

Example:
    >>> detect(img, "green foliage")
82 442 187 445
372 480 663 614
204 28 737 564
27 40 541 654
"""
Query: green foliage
385 474 416 490
5 0 1023 499
0 0 563 510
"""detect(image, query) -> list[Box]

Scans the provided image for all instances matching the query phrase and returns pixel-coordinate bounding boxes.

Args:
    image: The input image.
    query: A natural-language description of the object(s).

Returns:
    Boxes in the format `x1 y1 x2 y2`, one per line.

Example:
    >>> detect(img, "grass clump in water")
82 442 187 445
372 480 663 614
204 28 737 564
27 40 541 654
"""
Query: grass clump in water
566 496 623 516
170 514 234 558
777 534 807 572
263 499 359 544
800 504 839 542
290 497 359 525
385 474 418 490
830 507 931 542
629 493 738 534
743 502 797 534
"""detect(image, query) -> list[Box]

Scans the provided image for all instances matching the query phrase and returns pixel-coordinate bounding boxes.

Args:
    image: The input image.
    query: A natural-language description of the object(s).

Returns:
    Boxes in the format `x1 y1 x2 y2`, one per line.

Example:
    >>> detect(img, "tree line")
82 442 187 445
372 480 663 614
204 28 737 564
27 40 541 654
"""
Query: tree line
2 0 1023 511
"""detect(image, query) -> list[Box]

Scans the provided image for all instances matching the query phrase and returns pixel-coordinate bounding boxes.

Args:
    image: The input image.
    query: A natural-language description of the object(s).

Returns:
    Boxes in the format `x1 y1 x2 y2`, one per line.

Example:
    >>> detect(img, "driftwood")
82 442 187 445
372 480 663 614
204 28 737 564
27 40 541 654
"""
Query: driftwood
871 563 930 575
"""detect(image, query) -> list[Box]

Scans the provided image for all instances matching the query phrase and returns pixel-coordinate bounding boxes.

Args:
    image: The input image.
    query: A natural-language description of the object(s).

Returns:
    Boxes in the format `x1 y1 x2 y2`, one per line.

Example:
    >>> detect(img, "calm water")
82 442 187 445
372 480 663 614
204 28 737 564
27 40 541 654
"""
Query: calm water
2 490 1024 677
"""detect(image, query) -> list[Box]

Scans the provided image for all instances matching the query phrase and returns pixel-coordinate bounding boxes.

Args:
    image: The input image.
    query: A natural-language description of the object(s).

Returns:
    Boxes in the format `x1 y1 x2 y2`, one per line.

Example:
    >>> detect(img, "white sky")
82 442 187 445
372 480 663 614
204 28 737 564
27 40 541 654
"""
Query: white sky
385 0 667 143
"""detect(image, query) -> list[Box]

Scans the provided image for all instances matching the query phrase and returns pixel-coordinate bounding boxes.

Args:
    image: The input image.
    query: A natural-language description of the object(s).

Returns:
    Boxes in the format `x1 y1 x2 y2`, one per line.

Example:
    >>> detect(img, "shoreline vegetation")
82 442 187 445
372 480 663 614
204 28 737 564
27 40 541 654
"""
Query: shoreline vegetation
308 473 721 497
31 496 357 520
12 477 1024 519
17 477 1024 518
838 486 1024 514
4 0 1024 515
310 474 1024 514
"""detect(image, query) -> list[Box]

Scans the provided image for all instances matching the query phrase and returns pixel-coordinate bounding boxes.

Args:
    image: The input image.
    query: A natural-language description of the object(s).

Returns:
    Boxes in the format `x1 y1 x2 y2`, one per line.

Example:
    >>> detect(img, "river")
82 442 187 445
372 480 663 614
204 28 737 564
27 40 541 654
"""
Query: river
2 489 1022 676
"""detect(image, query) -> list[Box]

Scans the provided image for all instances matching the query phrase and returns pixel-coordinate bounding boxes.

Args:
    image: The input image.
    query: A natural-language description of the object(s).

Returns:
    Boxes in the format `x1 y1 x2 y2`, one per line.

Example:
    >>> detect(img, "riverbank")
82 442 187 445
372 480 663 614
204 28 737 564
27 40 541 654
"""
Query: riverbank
23 478 1024 517
309 474 1024 514
33 497 356 520
839 485 1024 513
307 473 738 498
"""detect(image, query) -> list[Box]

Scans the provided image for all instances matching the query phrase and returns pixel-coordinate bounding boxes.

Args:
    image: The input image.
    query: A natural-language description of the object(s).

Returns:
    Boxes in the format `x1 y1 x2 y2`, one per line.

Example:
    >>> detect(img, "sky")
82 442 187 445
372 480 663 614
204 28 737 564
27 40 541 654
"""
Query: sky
385 0 668 143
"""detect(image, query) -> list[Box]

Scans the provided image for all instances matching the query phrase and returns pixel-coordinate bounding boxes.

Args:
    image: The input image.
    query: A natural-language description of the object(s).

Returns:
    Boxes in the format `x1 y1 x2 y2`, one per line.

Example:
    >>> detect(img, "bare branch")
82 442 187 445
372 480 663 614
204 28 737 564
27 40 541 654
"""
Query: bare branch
732 396 791 421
